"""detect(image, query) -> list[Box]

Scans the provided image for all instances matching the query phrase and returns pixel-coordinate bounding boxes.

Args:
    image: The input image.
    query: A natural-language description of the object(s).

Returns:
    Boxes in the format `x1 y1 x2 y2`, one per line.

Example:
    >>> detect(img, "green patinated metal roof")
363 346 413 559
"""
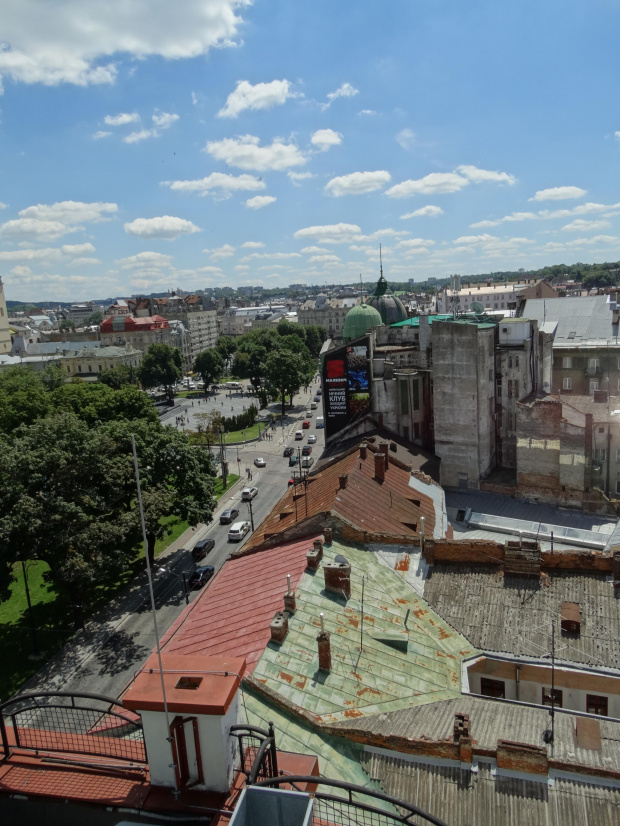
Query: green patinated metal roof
252 540 478 725
342 302 383 342
391 314 496 330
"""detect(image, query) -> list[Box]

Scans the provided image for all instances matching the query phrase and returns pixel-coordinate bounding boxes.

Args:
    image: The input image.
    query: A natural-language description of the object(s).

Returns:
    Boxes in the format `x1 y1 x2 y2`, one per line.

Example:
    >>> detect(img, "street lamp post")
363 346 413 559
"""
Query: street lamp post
158 566 189 605
247 497 255 532
219 426 228 488
21 559 40 656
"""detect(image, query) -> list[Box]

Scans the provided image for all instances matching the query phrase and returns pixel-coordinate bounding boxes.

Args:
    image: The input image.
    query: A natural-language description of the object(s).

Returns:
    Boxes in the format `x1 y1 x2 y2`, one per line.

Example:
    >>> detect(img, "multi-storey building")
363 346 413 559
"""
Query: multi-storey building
99 315 172 353
61 344 143 380
0 277 12 355
149 295 218 361
438 279 555 314
298 295 359 340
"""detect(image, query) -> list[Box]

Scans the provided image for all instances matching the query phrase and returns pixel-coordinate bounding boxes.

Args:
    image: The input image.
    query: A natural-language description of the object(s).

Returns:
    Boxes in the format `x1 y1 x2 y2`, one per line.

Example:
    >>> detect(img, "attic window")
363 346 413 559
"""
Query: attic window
408 498 421 507
568 331 576 339
175 676 202 690
402 522 418 533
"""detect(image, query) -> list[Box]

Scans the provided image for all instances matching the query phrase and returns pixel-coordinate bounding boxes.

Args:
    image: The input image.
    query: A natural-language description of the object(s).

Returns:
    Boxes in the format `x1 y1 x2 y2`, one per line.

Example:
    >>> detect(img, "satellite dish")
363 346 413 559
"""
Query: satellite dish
334 554 349 566
470 301 484 314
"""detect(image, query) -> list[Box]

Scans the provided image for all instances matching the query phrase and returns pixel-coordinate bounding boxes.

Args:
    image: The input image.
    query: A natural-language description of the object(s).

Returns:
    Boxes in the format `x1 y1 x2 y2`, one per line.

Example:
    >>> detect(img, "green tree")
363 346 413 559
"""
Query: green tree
194 348 224 388
215 336 237 359
0 366 50 435
98 364 136 389
50 382 158 426
59 319 75 332
86 310 103 326
137 343 183 400
304 325 326 358
265 348 307 418
41 363 65 391
277 319 306 342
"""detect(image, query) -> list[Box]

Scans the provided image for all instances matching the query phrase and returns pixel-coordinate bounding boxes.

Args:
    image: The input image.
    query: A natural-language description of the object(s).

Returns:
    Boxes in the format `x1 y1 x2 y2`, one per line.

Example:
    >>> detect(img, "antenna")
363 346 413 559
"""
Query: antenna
379 244 383 278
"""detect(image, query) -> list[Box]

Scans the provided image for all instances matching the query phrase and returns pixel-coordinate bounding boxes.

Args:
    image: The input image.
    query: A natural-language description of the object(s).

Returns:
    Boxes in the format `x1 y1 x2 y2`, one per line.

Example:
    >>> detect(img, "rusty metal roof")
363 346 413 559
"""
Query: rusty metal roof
246 446 440 551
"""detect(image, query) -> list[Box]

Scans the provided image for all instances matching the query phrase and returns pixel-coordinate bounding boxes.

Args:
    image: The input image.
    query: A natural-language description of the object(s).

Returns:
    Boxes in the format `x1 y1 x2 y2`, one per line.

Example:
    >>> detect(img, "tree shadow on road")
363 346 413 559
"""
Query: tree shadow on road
95 628 151 678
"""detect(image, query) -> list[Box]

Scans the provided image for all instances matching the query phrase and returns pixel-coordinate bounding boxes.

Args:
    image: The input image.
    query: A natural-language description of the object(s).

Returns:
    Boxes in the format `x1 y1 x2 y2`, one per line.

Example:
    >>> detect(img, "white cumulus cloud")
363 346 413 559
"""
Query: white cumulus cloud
530 186 587 201
287 171 313 186
104 112 140 126
205 134 306 171
245 195 276 209
398 238 436 249
294 223 362 244
124 111 179 143
400 205 444 219
310 254 340 263
322 82 358 109
93 130 112 140
0 218 80 241
116 251 173 269
395 128 416 150
311 128 342 151
61 242 96 255
301 246 331 254
457 165 516 185
164 172 265 196
241 241 265 248
217 79 297 118
386 172 469 198
0 0 248 89
209 244 235 260
561 218 610 232
19 200 117 223
152 111 179 129
124 215 201 240
325 170 391 197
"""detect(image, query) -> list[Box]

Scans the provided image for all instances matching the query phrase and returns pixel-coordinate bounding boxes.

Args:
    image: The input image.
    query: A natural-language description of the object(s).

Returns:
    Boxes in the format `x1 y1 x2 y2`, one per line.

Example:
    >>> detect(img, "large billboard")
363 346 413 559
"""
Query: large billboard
323 341 371 440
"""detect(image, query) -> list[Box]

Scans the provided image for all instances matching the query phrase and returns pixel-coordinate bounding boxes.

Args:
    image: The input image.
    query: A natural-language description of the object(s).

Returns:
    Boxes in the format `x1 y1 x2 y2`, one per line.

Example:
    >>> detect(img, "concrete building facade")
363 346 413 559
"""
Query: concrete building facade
298 295 359 340
62 344 143 380
100 315 173 353
0 278 12 356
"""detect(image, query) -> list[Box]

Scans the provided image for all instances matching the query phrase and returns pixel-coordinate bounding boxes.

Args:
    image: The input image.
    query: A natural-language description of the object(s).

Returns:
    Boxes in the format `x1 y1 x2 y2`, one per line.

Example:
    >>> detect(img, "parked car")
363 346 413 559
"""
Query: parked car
254 456 266 467
283 446 294 457
220 507 239 525
307 435 317 444
316 417 324 428
317 388 322 395
305 410 312 418
311 402 318 409
289 454 299 466
228 521 251 541
302 420 310 429
191 538 215 561
301 457 315 469
313 396 320 403
294 430 304 440
302 445 312 456
241 486 258 501
188 565 215 589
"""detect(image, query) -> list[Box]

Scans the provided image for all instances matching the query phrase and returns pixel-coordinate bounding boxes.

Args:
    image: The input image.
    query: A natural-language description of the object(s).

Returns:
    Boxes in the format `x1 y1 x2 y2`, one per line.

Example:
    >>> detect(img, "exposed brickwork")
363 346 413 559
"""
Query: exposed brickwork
324 562 351 600
496 740 548 775
424 538 504 565
317 632 331 672
284 591 297 613
269 611 289 645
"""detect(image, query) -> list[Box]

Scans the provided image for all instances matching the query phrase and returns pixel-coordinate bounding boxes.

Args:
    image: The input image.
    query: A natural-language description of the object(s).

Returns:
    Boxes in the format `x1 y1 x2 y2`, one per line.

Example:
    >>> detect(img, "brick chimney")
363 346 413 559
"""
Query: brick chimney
374 451 385 481
284 573 296 613
339 474 348 489
324 527 332 544
270 611 289 645
324 560 351 600
379 443 389 469
317 613 331 672
360 442 368 460
306 538 324 570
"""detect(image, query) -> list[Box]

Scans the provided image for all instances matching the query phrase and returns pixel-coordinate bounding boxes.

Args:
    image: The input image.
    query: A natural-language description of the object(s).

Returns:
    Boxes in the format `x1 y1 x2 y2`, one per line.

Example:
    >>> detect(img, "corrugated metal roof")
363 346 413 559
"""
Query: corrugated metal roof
424 566 620 670
523 295 615 342
361 751 620 826
246 446 440 551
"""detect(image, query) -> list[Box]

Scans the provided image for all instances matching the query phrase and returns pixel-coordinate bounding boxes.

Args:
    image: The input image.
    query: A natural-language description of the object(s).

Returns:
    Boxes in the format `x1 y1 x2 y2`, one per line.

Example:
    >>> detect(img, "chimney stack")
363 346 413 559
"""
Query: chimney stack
360 443 368 460
324 560 351 600
317 613 331 673
284 573 296 613
374 451 385 481
306 538 324 570
339 474 348 489
270 611 289 644
324 527 332 544
379 443 389 469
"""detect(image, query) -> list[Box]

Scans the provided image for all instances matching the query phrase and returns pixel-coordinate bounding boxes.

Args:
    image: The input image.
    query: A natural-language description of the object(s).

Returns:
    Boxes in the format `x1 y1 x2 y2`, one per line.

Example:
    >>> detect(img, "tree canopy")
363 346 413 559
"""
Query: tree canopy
137 343 183 399
194 347 224 388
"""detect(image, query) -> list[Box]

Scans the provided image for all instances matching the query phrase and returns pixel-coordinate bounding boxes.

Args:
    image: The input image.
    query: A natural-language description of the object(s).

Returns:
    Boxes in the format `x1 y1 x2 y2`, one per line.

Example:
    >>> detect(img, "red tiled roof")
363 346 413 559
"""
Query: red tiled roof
158 536 314 673
246 447 438 551
100 314 170 332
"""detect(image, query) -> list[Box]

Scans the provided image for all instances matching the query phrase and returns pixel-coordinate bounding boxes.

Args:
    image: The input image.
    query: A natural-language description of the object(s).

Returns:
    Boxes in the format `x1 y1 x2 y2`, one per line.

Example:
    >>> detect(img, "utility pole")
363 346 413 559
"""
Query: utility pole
22 560 40 657
219 427 228 488
247 497 255 532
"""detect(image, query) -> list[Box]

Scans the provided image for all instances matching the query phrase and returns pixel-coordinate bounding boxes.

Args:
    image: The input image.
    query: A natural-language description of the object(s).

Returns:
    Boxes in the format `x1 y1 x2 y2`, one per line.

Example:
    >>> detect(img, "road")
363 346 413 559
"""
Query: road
21 380 324 700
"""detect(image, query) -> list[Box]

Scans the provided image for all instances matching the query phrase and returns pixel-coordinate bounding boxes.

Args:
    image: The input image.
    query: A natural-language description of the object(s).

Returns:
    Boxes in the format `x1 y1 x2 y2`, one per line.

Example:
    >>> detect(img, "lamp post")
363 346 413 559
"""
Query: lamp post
21 559 40 657
219 426 228 488
247 497 255 532
158 566 189 605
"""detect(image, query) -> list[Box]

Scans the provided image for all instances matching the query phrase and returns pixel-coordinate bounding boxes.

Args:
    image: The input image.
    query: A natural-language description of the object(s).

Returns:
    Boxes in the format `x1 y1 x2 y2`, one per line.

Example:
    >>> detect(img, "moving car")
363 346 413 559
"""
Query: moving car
301 457 315 469
254 456 266 467
313 396 320 403
302 420 310 429
307 434 317 444
311 402 318 409
289 454 299 466
191 538 215 562
316 417 324 429
241 486 258 501
302 445 312 456
305 410 313 418
188 565 215 589
283 446 294 457
294 430 304 440
220 507 239 524
228 521 251 541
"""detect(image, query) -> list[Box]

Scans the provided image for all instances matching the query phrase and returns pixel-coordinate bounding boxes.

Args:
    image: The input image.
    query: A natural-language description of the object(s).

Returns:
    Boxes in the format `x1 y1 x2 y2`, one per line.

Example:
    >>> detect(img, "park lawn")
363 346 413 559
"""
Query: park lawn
188 423 261 443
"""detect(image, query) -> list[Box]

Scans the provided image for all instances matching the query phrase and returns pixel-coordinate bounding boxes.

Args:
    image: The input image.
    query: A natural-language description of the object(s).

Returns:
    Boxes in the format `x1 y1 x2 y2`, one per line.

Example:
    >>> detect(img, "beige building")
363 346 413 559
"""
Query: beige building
62 344 143 380
438 280 556 314
150 296 217 359
0 278 12 355
298 295 359 340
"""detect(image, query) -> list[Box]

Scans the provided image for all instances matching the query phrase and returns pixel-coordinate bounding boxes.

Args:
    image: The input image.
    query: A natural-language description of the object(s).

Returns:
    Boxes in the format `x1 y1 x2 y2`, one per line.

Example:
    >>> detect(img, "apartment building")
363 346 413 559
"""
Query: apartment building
99 314 173 352
298 294 359 340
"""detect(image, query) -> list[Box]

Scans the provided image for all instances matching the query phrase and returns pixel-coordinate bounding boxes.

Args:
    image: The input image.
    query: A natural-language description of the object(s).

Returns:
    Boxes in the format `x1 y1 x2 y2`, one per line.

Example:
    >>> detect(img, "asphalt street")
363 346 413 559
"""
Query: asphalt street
21 379 324 700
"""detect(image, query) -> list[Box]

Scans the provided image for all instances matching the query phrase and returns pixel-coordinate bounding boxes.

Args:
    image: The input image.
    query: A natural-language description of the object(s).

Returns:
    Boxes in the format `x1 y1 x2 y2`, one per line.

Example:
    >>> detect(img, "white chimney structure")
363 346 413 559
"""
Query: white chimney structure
123 653 246 792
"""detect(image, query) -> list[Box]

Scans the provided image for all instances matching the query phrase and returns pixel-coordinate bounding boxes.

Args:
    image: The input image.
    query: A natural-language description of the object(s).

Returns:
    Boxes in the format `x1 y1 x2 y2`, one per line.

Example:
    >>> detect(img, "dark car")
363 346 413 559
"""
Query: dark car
188 565 215 589
317 388 322 395
302 445 312 456
314 395 320 402
289 454 299 466
220 507 239 524
191 538 215 562
283 446 294 457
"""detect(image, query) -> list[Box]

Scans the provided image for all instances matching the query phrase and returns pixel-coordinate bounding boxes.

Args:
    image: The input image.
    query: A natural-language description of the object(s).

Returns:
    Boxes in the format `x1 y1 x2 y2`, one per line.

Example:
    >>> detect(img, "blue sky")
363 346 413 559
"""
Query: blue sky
1 0 619 302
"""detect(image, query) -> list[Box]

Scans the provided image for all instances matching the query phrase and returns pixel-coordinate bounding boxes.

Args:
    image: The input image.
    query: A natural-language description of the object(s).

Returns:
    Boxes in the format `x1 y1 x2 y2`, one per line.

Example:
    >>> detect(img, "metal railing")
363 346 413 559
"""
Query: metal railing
229 722 278 783
252 775 449 826
0 691 146 766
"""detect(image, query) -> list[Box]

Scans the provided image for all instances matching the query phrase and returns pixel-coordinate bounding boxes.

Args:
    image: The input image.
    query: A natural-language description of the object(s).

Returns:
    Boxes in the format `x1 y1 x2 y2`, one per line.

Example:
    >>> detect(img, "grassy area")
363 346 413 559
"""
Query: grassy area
0 473 239 699
188 423 262 443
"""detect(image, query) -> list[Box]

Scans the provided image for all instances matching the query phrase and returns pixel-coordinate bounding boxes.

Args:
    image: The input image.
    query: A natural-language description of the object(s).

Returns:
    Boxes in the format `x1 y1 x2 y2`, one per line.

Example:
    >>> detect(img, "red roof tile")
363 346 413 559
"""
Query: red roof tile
158 536 314 673
246 446 440 551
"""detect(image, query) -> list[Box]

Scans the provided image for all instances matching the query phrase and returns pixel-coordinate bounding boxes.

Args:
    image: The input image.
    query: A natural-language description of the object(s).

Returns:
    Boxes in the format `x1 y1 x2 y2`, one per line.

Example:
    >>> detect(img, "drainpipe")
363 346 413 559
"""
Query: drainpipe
515 664 521 701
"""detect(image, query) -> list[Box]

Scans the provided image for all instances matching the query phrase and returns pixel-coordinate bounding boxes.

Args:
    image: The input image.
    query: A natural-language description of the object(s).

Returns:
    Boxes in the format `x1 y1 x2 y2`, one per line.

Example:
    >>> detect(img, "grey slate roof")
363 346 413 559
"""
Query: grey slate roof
522 295 616 342
361 750 620 826
423 565 620 670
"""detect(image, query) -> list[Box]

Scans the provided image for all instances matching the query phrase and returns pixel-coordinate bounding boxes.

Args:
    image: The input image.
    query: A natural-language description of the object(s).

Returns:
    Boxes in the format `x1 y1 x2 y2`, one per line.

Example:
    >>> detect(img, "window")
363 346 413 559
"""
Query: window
515 355 519 369
586 694 608 716
480 678 505 698
590 380 599 393
78 365 82 373
496 379 502 398
616 448 620 462
508 356 513 369
589 358 600 369
562 356 572 368
542 688 563 708
412 380 420 411
563 377 572 390
593 448 607 461
400 380 409 416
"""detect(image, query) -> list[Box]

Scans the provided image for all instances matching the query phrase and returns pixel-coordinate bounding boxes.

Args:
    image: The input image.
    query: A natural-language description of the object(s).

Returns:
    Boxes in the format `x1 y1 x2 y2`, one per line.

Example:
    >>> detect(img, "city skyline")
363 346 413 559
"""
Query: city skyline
0 0 619 301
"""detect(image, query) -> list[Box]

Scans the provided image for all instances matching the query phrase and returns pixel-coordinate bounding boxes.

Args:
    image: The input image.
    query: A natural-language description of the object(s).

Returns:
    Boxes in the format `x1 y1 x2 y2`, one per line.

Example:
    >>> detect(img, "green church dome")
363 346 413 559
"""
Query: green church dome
367 273 408 325
342 301 383 342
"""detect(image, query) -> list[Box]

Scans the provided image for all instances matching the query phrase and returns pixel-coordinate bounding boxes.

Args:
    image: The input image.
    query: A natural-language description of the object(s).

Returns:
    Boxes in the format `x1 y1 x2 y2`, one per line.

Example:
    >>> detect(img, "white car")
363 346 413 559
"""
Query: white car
294 430 304 440
305 410 313 418
241 486 258 501
254 457 266 467
307 434 317 444
228 521 251 541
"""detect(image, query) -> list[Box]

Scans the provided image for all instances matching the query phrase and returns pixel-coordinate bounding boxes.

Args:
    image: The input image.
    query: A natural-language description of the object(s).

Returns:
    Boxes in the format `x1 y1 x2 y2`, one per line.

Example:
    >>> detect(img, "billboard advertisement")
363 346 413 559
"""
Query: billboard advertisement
323 341 371 440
